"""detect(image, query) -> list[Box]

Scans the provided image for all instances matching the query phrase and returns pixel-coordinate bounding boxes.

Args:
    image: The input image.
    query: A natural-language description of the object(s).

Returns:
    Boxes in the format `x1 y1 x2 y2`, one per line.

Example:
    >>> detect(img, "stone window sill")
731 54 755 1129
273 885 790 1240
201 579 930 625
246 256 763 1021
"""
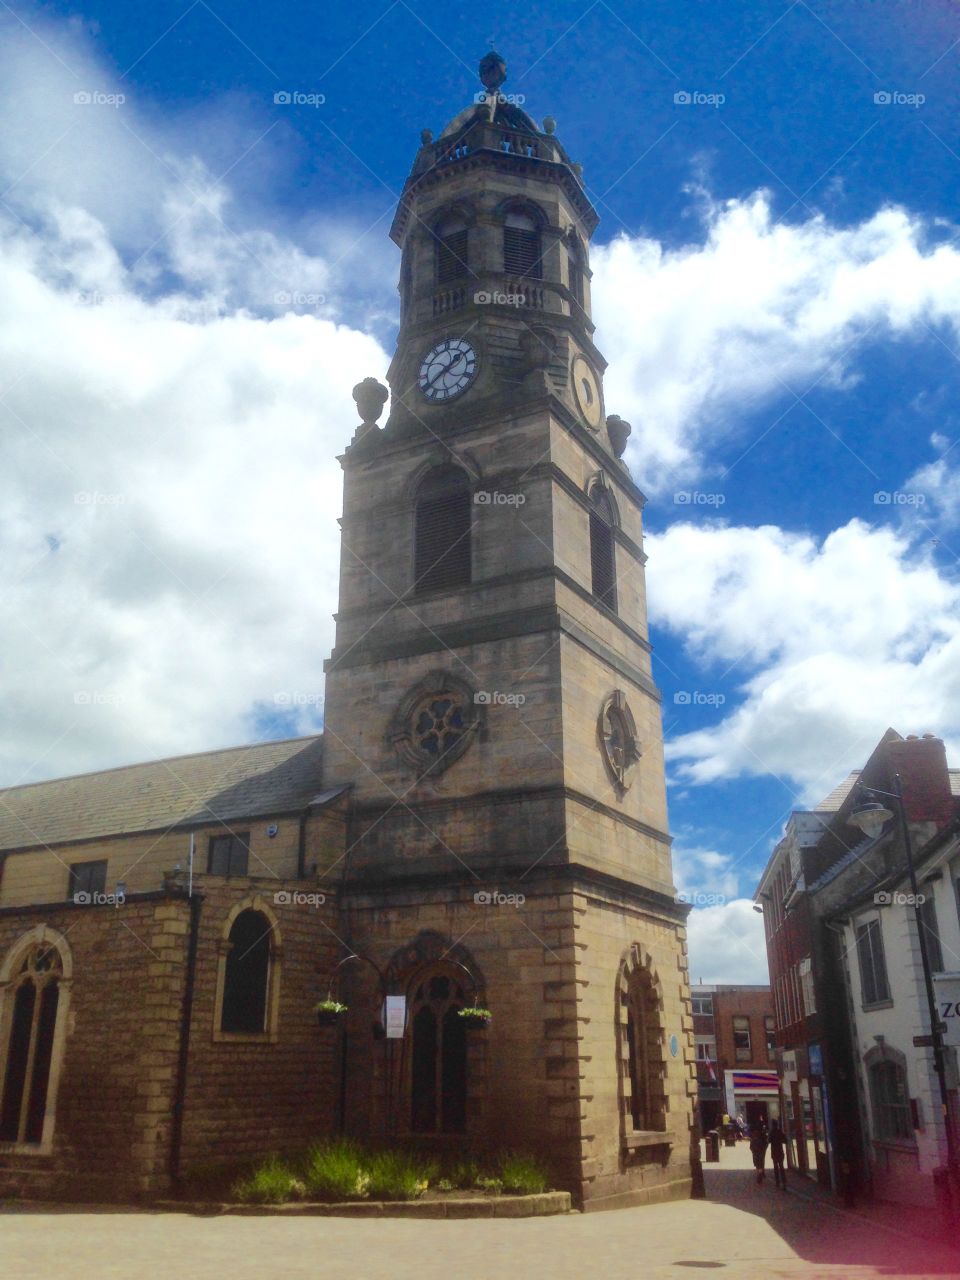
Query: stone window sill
623 1131 672 1150
0 1142 52 1157
862 999 894 1012
212 1030 279 1045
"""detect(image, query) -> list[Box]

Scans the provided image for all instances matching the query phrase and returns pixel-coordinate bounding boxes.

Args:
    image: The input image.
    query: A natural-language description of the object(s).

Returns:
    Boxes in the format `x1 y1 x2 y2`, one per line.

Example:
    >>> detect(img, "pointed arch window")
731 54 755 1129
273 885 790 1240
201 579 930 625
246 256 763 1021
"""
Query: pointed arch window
0 940 66 1147
414 464 472 594
409 969 467 1133
589 486 617 612
436 216 469 285
503 210 542 279
218 908 275 1036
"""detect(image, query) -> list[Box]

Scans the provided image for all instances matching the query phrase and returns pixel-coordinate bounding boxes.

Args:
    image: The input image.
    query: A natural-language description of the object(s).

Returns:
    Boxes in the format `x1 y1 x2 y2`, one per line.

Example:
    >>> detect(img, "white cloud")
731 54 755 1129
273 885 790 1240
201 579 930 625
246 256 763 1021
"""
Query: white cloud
673 842 740 904
0 17 391 784
592 192 960 489
686 900 769 985
650 519 960 797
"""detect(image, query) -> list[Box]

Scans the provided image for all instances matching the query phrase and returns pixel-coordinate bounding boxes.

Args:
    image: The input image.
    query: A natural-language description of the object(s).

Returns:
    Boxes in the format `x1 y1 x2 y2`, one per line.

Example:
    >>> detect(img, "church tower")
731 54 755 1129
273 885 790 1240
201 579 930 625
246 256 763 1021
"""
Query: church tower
322 53 696 1209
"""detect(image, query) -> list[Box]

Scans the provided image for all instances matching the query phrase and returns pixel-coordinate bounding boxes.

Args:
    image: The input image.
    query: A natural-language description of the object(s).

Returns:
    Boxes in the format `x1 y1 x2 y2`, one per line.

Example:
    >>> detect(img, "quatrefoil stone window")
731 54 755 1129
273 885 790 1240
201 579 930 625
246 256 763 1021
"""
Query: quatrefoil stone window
389 671 482 776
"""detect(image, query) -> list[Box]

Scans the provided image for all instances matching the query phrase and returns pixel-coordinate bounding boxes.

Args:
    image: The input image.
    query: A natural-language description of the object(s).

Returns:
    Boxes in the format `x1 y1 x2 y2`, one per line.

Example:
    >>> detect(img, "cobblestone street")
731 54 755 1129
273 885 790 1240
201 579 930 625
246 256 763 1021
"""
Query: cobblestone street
4 1144 958 1280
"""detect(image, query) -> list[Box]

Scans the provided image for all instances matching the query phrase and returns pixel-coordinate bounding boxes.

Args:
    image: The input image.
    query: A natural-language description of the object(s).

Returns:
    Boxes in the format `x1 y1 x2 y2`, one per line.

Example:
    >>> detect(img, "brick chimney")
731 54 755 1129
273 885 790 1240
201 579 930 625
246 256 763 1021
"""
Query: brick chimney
887 734 955 830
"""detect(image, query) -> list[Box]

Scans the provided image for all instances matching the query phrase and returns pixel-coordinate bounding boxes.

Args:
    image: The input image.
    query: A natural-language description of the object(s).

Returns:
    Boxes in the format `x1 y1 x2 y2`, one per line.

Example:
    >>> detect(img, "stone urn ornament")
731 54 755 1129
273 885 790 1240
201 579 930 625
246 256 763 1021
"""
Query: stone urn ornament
606 414 632 459
352 377 388 442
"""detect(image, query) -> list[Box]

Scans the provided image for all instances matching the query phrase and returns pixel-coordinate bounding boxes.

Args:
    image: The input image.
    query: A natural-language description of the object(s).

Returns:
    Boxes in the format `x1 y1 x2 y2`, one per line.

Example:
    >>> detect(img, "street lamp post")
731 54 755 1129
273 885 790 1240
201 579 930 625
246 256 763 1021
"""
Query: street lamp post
850 775 960 1205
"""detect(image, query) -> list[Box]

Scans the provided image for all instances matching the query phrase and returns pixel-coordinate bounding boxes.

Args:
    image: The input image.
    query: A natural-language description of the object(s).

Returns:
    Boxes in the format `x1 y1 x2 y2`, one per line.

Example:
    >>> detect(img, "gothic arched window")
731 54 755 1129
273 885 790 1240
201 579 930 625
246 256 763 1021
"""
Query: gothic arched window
414 464 472 594
503 210 542 279
435 216 469 285
589 487 617 612
219 908 274 1035
409 969 467 1133
0 938 67 1146
618 955 666 1135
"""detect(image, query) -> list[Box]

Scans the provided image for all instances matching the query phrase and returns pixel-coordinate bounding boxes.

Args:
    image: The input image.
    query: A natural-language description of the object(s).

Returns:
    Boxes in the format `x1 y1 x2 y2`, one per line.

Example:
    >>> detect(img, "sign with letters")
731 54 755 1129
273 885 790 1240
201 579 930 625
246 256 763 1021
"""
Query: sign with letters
933 974 960 1048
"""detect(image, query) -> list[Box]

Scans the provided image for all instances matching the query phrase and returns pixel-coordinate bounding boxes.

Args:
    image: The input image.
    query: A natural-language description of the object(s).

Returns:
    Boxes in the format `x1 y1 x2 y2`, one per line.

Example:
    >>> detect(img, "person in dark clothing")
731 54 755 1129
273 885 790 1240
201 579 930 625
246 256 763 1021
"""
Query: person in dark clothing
749 1120 769 1184
769 1119 787 1189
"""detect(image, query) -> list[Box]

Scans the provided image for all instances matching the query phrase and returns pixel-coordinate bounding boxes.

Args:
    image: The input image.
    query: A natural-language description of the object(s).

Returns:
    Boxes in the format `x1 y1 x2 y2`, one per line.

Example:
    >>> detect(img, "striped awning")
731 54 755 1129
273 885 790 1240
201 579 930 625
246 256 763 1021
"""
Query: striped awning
731 1070 779 1095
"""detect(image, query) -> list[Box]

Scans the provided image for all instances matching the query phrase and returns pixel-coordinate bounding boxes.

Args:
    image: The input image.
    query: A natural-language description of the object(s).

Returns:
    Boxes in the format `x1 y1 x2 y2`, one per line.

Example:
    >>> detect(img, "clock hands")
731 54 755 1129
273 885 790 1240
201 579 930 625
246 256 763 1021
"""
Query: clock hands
425 348 466 389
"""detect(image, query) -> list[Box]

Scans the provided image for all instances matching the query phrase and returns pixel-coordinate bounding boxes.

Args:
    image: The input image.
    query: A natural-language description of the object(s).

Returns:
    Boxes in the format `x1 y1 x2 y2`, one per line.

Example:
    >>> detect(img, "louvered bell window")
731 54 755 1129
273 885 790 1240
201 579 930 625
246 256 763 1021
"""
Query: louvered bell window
569 243 584 309
414 465 472 593
436 218 469 284
503 211 542 278
590 491 617 612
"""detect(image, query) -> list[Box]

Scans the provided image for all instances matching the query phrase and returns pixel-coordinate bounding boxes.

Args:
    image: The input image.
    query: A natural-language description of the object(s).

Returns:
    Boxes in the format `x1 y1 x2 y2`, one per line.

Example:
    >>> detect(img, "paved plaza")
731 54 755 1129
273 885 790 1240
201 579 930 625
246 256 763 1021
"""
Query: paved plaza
3 1145 958 1279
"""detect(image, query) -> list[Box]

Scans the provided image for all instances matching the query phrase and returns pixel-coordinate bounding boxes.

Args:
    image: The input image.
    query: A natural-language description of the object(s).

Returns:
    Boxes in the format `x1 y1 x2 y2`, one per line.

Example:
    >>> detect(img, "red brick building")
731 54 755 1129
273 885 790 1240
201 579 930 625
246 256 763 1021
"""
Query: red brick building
691 984 775 1132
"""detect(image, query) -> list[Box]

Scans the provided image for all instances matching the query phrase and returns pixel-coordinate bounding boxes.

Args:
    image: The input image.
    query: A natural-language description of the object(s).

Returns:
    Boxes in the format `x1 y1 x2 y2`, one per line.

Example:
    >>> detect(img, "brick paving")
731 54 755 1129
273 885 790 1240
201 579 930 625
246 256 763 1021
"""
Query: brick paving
3 1144 958 1280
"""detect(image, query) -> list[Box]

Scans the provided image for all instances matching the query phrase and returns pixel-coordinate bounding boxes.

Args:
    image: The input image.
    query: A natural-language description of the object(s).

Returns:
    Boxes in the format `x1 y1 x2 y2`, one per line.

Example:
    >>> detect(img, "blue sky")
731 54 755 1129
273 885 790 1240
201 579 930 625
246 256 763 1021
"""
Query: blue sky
2 1 960 980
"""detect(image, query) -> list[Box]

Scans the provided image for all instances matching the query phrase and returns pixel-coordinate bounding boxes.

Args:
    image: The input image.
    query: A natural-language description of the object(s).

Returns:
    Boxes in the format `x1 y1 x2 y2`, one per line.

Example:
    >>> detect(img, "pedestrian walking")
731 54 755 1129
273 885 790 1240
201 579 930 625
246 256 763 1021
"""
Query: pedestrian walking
749 1119 768 1184
769 1119 787 1190
735 1112 747 1141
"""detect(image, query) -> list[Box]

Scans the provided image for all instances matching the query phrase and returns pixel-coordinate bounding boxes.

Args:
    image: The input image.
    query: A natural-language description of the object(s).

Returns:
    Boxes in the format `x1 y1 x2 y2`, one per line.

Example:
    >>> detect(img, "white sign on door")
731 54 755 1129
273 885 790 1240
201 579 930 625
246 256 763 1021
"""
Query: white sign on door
384 995 406 1039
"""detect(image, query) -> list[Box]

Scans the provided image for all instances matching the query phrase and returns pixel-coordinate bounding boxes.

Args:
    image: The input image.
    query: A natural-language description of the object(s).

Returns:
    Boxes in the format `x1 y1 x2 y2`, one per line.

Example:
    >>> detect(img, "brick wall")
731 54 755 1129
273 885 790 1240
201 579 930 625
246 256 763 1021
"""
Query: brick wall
176 876 340 1176
712 987 774 1079
0 893 188 1199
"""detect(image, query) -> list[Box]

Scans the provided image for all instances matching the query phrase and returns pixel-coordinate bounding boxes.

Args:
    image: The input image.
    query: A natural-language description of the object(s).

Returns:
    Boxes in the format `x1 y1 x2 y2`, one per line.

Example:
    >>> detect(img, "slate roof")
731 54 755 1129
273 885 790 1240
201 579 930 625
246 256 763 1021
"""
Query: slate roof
0 736 324 854
813 768 960 813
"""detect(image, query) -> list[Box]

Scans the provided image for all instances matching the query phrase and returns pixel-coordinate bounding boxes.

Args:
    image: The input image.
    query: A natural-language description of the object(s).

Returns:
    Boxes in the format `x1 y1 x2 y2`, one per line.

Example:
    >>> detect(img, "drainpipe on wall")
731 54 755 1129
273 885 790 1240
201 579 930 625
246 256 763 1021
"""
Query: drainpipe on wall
168 888 202 1189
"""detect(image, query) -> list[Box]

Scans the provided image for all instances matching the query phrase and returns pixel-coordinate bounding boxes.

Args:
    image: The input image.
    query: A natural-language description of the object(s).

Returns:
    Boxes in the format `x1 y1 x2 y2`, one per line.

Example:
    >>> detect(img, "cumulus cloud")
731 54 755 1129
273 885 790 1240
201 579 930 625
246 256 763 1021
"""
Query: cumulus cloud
592 192 960 489
686 900 769 985
649 519 960 797
0 16 390 784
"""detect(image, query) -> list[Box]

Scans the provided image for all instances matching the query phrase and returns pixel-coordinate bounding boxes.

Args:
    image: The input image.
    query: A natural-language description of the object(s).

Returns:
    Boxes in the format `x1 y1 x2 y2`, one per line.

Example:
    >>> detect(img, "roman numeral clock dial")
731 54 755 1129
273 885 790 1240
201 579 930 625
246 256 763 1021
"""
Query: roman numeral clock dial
418 338 478 402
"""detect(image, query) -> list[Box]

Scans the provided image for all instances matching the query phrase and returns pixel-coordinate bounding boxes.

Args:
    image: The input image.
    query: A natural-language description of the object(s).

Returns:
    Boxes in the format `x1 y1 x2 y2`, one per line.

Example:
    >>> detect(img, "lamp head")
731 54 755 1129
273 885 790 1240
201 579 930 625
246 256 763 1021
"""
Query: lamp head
849 795 894 839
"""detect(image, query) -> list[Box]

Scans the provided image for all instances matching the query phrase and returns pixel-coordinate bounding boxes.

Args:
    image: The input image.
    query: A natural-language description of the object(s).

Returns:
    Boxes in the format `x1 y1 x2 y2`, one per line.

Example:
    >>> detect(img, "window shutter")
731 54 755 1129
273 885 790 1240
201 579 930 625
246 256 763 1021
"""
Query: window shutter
414 466 472 594
590 509 616 610
503 226 541 278
436 229 468 283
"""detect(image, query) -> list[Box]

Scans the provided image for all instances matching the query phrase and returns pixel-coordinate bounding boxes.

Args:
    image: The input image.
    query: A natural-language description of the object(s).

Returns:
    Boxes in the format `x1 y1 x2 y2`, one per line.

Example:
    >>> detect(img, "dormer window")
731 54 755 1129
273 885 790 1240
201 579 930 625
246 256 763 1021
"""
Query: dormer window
503 211 541 278
436 216 469 284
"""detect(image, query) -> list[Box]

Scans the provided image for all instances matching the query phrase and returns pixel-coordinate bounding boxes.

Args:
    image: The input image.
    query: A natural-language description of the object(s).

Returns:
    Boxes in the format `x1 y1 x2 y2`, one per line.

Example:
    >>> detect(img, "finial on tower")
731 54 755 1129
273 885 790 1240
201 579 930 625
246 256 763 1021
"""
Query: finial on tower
479 50 507 93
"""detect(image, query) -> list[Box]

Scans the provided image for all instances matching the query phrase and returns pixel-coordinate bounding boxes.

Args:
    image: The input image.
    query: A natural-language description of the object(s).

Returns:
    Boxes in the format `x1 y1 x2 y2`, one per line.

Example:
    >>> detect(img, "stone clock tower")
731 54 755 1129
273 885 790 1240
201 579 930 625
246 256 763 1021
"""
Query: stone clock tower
322 53 696 1209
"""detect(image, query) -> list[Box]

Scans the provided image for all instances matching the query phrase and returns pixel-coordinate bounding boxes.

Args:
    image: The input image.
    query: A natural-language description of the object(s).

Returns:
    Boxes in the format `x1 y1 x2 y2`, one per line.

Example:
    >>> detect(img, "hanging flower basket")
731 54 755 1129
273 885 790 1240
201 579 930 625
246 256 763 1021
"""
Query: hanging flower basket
315 1000 347 1027
458 1006 492 1030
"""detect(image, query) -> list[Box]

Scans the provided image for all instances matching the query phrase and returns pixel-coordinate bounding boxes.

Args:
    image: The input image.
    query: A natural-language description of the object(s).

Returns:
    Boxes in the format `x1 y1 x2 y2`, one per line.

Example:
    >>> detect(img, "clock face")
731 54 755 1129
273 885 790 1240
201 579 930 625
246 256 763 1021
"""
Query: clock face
418 338 478 402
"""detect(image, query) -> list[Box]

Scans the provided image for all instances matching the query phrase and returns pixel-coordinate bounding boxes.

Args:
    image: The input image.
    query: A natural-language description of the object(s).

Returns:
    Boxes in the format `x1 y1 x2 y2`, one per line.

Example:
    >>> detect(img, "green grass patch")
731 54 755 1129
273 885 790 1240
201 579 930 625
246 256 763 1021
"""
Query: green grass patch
232 1156 305 1205
498 1151 549 1195
303 1139 368 1201
365 1149 438 1201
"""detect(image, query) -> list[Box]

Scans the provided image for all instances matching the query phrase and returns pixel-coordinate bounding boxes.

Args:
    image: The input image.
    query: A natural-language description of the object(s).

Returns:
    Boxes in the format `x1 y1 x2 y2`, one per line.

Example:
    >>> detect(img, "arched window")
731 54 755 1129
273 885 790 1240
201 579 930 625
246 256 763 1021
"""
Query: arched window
618 950 666 1136
503 210 542 279
869 1056 912 1143
435 216 469 284
589 487 617 612
220 908 273 1035
414 464 472 594
568 236 585 309
0 938 67 1146
409 969 467 1133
